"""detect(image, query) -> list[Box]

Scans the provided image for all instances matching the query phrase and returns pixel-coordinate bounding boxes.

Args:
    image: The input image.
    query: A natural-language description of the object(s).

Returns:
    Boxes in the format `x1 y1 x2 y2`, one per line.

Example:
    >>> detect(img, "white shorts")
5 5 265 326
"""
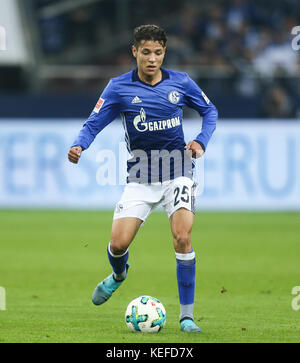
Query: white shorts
113 176 197 222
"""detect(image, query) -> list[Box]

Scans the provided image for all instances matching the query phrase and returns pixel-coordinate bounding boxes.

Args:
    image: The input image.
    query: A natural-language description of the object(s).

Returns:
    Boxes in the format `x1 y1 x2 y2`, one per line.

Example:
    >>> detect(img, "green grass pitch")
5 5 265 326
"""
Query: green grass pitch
0 210 300 343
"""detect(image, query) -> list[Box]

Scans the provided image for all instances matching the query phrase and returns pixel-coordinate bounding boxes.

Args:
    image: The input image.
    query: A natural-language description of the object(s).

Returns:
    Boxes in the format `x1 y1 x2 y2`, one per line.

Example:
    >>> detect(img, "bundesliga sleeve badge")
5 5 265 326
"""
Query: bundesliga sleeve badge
93 97 105 113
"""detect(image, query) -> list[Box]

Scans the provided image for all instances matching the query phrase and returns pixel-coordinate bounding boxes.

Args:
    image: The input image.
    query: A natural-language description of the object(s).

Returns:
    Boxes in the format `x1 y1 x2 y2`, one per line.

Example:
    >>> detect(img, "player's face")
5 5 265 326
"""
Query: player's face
132 40 166 81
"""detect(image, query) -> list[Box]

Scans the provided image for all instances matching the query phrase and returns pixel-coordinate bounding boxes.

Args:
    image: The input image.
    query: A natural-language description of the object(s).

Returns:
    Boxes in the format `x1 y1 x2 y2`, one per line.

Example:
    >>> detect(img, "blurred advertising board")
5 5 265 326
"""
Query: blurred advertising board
0 119 299 210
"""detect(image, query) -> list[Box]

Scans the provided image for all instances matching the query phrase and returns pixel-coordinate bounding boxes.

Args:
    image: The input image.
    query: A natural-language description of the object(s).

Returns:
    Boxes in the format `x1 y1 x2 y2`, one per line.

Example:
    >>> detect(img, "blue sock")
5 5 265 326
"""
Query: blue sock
176 250 196 321
107 242 129 281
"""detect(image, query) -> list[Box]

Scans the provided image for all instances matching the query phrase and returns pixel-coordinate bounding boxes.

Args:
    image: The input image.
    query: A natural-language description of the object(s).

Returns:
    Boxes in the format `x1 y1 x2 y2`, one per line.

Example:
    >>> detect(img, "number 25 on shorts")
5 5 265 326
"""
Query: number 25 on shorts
174 185 190 206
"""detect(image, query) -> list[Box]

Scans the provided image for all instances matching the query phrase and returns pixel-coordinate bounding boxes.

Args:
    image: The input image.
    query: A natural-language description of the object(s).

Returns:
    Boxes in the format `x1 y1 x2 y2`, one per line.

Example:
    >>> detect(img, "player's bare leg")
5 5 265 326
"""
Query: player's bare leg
170 208 202 332
92 217 143 305
110 217 143 255
170 207 193 253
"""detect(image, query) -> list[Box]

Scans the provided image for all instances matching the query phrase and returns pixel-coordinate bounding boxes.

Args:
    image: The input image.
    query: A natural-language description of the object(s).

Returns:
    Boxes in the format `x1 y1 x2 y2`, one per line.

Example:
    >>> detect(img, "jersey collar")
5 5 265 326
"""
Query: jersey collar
132 68 170 87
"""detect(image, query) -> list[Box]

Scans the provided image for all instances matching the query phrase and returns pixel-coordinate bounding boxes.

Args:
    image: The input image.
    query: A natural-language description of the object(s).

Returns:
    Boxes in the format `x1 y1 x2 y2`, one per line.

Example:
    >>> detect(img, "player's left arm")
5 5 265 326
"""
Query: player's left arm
183 74 218 156
184 140 204 159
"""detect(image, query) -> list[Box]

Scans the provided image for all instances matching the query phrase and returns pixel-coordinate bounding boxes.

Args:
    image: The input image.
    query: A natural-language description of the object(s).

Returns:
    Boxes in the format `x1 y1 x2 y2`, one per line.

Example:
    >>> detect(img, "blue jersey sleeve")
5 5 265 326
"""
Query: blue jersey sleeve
183 74 218 151
71 79 121 150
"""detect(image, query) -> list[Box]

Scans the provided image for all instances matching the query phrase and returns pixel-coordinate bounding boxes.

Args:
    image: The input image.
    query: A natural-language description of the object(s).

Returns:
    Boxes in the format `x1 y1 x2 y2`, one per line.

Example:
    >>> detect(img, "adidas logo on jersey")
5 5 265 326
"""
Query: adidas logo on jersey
131 96 142 104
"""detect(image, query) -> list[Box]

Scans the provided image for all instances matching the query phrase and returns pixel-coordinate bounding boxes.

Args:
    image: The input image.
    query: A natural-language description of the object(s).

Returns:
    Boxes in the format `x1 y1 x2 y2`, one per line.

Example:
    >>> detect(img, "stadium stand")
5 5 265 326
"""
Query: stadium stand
0 0 299 118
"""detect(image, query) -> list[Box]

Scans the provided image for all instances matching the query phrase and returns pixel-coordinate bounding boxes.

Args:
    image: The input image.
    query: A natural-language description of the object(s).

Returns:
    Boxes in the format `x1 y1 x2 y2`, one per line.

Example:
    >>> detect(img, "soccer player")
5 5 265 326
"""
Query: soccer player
68 25 218 333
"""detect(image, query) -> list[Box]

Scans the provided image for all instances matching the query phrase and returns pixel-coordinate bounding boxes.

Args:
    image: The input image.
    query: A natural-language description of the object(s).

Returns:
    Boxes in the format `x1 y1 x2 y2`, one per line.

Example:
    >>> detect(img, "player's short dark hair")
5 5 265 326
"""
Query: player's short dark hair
133 25 167 48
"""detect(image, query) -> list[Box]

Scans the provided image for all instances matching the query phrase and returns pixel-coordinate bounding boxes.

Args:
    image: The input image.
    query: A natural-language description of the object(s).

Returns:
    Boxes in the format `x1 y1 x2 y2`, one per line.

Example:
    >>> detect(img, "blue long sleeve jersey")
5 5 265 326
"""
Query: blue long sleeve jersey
72 68 218 183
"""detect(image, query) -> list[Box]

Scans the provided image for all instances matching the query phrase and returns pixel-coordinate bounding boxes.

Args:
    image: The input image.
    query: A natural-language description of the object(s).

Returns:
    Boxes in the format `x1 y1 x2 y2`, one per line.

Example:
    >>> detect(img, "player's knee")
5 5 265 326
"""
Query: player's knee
110 238 129 255
173 231 191 252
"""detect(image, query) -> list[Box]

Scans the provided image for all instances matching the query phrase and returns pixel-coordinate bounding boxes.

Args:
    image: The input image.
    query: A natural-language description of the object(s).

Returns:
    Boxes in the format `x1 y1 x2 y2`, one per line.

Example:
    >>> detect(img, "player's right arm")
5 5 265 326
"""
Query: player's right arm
68 79 121 163
68 146 82 164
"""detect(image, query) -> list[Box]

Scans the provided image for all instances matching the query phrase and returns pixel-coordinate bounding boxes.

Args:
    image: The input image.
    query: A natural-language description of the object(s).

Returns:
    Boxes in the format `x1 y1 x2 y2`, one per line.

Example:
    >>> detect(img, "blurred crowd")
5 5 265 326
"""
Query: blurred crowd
12 0 300 117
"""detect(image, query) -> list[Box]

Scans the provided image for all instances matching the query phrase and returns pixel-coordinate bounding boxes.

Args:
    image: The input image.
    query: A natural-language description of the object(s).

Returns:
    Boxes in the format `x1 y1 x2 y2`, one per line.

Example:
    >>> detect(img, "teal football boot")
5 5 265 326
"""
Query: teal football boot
92 264 130 306
180 318 202 333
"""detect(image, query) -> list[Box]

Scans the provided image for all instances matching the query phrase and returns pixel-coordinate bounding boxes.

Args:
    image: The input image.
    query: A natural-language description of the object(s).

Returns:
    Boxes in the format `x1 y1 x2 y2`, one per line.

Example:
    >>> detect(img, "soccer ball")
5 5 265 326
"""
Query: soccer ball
125 295 167 333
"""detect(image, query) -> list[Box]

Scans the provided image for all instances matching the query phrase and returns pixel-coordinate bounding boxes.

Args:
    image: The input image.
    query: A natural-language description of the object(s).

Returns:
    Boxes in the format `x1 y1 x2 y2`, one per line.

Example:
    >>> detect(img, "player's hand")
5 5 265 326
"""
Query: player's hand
68 146 82 164
184 141 204 159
